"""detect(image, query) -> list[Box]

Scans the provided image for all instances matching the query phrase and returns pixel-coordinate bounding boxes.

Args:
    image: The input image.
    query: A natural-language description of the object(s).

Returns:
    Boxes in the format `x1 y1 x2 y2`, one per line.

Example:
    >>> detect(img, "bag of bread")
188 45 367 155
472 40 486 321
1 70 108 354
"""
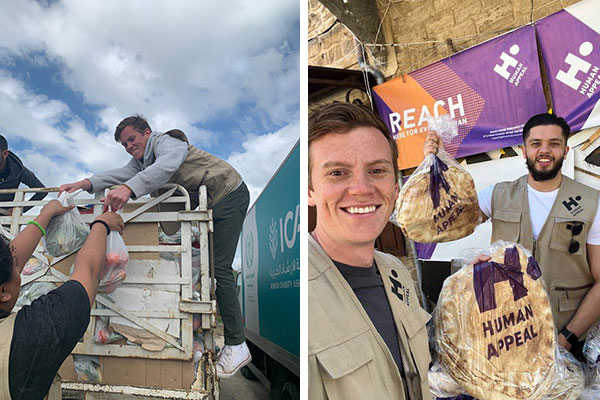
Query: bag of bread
434 242 557 400
396 115 480 243
542 347 584 400
580 323 600 397
428 361 464 398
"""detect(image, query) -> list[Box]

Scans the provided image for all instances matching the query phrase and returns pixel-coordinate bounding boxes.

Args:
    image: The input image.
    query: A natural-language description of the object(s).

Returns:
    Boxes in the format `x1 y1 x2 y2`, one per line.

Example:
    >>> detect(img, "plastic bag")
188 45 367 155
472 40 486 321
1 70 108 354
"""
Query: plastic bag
94 317 124 344
434 241 558 400
395 116 480 243
580 383 600 400
98 231 128 294
15 282 55 308
73 355 102 382
426 114 458 142
428 362 464 398
43 191 89 257
21 257 47 276
542 347 584 400
581 322 600 395
583 323 600 368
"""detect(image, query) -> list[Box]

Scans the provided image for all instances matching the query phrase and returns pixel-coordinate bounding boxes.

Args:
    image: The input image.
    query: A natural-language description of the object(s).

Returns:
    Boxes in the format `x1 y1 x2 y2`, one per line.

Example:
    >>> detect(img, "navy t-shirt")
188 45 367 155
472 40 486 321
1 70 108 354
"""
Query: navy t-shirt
333 260 405 376
9 280 90 400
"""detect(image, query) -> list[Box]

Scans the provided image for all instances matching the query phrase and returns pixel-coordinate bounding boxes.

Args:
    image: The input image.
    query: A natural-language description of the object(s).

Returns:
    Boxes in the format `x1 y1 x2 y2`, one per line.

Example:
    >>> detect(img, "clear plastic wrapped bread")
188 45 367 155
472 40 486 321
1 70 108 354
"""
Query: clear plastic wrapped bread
433 242 585 400
396 115 480 243
428 361 463 398
580 323 600 399
542 347 584 400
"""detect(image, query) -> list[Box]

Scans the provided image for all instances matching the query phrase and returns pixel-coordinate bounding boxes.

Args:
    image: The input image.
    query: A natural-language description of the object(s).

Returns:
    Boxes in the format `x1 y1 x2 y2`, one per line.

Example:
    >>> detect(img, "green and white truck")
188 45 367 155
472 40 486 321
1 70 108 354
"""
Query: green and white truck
239 140 300 400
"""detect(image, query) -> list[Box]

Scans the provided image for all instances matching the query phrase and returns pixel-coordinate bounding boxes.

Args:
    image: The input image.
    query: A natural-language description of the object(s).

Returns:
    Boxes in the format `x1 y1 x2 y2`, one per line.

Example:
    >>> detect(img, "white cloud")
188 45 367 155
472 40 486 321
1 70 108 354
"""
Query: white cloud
227 121 299 204
0 0 299 146
0 71 130 179
0 0 299 216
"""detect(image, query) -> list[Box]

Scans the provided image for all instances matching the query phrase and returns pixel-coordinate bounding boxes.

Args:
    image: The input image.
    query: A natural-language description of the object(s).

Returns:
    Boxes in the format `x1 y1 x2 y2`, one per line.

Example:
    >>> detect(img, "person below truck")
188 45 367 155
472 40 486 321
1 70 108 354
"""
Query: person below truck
0 135 48 213
424 112 600 360
0 201 124 400
308 103 432 400
59 115 251 377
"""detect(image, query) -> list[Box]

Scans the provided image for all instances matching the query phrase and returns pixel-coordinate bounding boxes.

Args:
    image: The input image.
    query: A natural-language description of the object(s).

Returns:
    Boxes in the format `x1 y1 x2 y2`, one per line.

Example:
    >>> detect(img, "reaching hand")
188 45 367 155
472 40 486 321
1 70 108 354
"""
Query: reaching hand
423 131 444 156
101 186 132 212
59 179 91 193
470 254 491 265
40 199 75 218
93 212 124 235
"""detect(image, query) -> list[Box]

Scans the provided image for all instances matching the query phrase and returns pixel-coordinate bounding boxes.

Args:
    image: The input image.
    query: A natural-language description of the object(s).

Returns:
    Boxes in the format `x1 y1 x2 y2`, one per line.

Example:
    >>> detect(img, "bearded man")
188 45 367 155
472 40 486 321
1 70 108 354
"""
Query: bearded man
425 113 600 360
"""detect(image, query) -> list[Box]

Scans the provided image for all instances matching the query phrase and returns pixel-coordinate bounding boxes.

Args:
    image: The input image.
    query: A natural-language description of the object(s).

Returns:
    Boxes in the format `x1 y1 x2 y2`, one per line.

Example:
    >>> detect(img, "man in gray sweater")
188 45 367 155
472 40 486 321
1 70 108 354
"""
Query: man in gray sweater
59 115 251 377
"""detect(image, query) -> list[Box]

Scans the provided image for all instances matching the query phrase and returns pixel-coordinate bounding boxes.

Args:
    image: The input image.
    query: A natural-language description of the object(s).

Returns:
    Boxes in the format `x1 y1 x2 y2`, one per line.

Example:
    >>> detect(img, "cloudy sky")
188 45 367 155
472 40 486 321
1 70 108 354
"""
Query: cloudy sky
0 0 300 206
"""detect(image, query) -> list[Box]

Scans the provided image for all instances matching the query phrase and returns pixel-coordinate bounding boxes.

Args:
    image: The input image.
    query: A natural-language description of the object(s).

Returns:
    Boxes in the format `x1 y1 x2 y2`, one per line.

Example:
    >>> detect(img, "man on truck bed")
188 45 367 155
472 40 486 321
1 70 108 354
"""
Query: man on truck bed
59 115 251 377
308 103 432 400
424 112 600 360
0 201 123 400
0 134 48 213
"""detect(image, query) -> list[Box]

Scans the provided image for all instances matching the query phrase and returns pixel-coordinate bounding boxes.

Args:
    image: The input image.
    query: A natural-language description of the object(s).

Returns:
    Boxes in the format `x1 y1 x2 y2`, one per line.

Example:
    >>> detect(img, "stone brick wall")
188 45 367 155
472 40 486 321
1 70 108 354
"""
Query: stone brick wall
308 0 361 69
308 0 581 78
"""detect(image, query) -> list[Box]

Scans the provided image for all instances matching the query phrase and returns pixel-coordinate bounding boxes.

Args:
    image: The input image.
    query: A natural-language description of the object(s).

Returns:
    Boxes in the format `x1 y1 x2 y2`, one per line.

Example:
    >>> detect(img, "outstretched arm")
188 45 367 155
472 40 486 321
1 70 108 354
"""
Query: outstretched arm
101 134 188 211
10 200 74 274
59 179 92 193
69 212 124 306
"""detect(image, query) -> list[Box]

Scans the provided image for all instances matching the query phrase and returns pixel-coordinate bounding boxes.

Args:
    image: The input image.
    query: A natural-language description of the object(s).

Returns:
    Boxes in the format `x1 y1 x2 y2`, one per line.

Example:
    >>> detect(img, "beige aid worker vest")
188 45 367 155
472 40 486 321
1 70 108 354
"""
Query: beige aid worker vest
491 175 600 333
308 235 432 400
155 129 243 235
160 130 242 208
0 313 61 400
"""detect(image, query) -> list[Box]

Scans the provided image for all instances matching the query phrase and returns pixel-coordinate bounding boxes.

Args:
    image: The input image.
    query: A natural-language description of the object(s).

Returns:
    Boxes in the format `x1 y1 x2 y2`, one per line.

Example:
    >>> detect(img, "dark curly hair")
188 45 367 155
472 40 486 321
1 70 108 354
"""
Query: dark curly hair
0 234 14 285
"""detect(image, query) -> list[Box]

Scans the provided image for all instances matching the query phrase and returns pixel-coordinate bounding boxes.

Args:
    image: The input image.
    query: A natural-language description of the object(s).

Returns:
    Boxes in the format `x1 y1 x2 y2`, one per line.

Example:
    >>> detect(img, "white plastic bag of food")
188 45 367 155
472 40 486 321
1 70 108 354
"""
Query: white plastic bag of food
98 231 128 294
43 191 89 257
73 355 102 382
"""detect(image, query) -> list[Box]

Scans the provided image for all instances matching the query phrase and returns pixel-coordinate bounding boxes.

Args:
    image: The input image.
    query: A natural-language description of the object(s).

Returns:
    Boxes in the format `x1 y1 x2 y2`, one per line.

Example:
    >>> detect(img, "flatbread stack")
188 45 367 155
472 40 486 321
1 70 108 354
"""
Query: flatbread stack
543 352 584 400
396 154 480 243
428 362 463 398
435 243 556 400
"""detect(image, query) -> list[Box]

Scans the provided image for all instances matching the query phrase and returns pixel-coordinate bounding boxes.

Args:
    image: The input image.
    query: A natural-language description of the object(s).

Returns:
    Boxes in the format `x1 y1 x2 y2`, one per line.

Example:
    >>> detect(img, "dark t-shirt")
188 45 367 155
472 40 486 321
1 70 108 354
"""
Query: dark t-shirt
333 260 405 376
9 280 90 400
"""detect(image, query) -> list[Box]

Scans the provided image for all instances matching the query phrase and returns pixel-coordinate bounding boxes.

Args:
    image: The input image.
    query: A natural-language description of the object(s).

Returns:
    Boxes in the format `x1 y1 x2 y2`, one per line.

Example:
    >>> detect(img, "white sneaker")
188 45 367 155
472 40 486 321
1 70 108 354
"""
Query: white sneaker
216 342 252 378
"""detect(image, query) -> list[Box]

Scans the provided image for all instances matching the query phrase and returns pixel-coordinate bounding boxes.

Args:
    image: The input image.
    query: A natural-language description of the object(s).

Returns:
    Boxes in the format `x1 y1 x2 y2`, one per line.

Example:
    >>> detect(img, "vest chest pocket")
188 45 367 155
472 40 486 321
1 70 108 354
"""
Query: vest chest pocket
549 218 586 256
316 332 381 399
400 307 432 385
492 210 521 243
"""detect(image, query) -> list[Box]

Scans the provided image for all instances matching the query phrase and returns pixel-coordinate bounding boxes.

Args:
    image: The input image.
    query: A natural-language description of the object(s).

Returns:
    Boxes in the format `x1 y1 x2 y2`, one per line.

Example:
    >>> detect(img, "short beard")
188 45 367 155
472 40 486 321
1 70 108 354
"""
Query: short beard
526 156 563 181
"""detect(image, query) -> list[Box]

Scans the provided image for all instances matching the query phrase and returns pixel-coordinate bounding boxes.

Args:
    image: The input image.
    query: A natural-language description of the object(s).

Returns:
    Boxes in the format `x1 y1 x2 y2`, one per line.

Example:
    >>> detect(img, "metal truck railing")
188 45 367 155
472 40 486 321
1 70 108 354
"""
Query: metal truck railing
0 185 219 399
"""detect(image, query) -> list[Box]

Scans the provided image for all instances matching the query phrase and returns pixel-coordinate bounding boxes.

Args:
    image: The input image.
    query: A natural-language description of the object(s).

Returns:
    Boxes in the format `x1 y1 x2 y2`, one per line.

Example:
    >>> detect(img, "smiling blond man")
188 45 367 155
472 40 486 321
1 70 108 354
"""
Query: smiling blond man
308 103 431 400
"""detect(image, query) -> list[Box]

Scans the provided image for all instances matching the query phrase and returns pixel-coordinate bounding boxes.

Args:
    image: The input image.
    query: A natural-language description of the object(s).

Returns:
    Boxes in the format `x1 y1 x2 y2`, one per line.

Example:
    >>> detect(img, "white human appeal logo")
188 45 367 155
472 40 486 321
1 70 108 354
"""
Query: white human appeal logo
556 41 594 90
494 44 520 80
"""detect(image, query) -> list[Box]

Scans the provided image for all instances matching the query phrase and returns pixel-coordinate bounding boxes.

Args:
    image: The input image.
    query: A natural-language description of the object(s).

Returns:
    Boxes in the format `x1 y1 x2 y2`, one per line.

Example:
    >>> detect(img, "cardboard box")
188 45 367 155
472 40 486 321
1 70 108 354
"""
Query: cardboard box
59 355 195 389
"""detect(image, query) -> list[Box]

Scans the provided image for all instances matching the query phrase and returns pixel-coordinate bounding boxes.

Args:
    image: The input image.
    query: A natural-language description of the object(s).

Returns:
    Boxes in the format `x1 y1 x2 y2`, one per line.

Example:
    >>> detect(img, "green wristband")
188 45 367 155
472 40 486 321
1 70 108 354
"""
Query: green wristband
28 220 46 237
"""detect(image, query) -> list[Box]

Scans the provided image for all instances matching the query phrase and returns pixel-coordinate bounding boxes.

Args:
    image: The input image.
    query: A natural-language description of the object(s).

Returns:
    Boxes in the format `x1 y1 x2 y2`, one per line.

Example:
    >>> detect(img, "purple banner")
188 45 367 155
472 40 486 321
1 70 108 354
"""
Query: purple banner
373 25 547 170
536 0 600 132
